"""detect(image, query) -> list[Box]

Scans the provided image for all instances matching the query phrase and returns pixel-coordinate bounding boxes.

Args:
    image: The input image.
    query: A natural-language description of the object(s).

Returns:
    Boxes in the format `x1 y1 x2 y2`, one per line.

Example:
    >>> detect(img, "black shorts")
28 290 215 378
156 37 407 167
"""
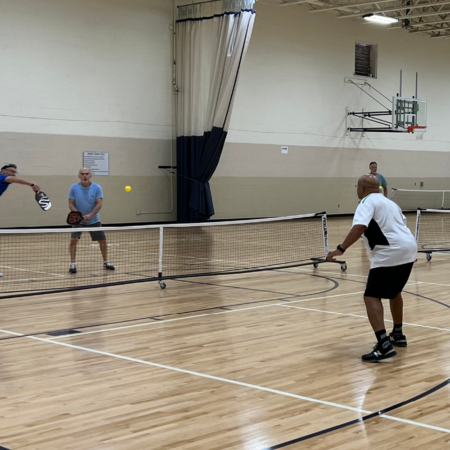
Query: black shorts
71 222 106 241
364 261 415 299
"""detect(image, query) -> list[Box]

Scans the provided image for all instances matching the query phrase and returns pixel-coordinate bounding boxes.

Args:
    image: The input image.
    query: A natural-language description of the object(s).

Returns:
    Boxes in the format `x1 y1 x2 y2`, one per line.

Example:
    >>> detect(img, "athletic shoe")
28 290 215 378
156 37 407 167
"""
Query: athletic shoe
104 262 115 270
362 342 397 363
389 333 407 347
0 273 3 277
69 264 77 274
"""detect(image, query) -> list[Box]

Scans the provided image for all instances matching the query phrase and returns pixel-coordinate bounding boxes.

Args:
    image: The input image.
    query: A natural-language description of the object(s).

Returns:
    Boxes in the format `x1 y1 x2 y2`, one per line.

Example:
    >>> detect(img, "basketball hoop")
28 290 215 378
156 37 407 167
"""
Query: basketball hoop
408 125 427 140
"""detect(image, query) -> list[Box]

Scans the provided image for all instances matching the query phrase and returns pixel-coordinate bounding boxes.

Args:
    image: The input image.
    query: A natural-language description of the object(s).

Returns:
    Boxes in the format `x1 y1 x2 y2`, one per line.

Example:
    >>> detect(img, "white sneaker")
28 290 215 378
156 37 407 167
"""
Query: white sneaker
103 262 115 271
0 272 3 277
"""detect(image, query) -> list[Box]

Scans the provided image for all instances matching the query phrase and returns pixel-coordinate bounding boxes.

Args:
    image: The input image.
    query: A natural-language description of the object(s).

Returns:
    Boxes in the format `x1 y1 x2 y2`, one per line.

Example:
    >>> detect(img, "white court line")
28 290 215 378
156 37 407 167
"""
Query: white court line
279 304 369 320
48 291 366 339
296 268 371 278
47 304 277 339
416 281 450 288
378 414 450 433
295 268 422 286
45 282 447 341
287 291 365 305
0 327 367 414
0 266 66 278
278 304 450 332
0 327 449 435
51 287 449 342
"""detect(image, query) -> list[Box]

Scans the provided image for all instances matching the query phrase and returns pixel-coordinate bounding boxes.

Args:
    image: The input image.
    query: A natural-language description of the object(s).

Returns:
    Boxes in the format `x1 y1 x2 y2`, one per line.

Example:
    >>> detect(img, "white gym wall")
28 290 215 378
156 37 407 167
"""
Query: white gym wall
1 0 449 225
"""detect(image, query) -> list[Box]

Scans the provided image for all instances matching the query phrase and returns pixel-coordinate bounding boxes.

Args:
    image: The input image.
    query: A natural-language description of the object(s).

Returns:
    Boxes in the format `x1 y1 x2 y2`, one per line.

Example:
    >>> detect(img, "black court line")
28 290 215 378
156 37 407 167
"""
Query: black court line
176 273 339 299
0 296 304 342
261 271 450 448
0 272 336 309
0 260 331 300
262 378 450 449
298 272 450 310
0 274 339 341
403 290 450 309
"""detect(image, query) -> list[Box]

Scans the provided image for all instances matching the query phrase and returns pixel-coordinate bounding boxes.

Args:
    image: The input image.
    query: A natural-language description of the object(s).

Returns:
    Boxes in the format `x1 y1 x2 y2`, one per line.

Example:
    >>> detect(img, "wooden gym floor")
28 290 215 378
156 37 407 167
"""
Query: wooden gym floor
0 216 449 450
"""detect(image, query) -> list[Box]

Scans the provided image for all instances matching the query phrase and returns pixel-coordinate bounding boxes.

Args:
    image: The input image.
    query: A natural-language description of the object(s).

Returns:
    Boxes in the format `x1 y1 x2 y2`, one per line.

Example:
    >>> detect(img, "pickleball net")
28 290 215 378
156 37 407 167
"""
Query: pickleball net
415 209 450 258
391 188 450 211
0 212 334 297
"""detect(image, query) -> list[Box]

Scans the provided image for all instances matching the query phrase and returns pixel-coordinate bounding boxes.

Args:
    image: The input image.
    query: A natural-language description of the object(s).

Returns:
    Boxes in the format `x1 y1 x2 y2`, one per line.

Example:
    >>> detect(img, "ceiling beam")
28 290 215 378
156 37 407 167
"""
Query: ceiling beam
279 0 315 5
309 0 395 13
336 1 450 18
408 17 450 25
408 24 450 31
397 9 450 19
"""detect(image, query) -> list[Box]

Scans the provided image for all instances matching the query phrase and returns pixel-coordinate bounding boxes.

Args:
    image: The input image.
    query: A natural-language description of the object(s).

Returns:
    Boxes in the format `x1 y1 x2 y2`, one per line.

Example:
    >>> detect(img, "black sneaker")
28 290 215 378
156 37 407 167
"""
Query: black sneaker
104 262 115 271
362 341 397 363
69 264 77 274
389 333 407 347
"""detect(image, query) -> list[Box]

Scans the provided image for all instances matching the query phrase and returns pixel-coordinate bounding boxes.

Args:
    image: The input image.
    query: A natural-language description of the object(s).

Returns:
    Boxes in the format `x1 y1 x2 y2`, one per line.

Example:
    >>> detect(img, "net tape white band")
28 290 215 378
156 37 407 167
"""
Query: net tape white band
0 213 325 234
392 189 450 193
419 209 450 214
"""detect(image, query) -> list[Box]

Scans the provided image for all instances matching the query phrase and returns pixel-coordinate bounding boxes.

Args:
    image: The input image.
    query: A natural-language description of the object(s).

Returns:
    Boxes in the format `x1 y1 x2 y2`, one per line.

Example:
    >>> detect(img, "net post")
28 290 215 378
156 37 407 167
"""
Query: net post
415 209 421 244
442 192 445 209
158 226 164 277
321 213 329 256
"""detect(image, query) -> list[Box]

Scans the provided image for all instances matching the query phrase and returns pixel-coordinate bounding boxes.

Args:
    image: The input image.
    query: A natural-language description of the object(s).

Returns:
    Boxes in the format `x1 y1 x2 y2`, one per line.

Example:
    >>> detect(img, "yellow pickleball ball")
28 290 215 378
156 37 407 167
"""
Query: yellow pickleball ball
379 186 382 189
125 186 131 192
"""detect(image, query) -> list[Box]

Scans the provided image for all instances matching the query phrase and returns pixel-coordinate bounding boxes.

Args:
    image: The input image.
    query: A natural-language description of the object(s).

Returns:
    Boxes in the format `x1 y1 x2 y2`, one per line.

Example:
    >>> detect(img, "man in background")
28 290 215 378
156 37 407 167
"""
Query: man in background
369 161 388 197
68 168 114 274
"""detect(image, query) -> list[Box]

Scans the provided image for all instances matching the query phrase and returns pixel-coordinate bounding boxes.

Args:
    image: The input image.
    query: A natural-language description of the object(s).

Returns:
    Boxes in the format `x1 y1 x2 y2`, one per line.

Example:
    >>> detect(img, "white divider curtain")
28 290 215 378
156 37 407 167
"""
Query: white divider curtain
176 0 256 222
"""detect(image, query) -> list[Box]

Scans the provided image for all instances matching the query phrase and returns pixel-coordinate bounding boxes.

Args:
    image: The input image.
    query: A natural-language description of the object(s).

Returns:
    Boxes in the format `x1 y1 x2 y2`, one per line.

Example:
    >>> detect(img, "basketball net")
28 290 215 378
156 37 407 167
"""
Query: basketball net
415 131 424 140
408 126 426 140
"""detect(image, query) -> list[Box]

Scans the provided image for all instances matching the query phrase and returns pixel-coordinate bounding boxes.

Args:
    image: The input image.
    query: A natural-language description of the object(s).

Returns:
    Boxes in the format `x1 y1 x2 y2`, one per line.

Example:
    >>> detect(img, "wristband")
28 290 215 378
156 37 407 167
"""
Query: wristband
337 244 346 253
30 184 35 187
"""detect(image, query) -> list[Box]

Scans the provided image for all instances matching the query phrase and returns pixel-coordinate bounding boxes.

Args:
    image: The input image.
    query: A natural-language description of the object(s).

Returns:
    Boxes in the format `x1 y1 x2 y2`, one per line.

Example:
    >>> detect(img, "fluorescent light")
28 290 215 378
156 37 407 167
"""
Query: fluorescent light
363 14 398 24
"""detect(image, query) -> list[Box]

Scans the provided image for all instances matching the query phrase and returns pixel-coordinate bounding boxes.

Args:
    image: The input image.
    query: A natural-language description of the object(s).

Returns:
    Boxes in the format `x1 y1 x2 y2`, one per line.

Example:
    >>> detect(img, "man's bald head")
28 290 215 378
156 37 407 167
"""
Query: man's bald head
357 174 381 199
358 174 379 189
78 167 93 186
79 167 92 176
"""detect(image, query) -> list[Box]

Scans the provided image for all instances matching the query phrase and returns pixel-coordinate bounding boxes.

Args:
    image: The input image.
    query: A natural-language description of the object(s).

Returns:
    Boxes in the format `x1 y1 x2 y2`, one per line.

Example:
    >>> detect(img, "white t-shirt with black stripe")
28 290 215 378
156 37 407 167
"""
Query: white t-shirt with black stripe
352 193 417 269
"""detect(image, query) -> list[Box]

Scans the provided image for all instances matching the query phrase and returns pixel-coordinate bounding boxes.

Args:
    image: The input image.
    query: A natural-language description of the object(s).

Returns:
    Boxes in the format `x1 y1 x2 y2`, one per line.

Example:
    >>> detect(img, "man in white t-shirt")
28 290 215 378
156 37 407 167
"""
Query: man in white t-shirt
327 174 417 363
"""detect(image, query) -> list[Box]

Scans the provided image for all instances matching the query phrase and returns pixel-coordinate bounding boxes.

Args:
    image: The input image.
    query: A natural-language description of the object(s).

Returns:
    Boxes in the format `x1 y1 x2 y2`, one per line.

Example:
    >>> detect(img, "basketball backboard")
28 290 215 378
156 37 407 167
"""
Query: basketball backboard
392 97 427 131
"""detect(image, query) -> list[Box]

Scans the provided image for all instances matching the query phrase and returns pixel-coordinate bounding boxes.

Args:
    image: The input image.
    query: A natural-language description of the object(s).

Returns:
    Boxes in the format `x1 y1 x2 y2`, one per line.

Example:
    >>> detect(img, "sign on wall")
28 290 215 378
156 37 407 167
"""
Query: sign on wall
83 152 109 176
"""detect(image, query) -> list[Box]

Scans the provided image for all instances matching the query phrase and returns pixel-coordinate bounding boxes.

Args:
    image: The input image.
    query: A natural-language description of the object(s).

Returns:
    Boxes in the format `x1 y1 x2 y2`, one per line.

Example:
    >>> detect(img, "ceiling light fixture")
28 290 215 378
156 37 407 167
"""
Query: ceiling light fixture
363 13 398 24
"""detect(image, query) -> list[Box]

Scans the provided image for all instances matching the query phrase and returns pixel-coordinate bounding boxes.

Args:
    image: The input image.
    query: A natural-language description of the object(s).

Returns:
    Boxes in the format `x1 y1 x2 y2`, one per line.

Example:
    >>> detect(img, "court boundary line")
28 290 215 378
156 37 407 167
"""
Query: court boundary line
0 327 449 441
1 273 450 446
43 288 450 339
312 273 450 311
278 304 450 332
3 273 448 343
46 291 365 339
0 272 341 341
263 378 450 449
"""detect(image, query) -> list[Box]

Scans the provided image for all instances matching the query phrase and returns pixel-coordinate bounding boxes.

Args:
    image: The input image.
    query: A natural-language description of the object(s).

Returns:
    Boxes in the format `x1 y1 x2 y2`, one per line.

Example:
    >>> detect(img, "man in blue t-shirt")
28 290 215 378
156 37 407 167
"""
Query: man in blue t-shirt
68 168 114 274
369 161 388 197
0 163 42 278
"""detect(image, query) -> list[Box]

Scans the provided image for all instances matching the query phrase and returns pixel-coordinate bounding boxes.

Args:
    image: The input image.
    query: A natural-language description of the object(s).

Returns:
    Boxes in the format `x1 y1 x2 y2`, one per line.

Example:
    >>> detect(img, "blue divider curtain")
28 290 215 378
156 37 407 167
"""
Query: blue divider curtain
175 0 256 222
